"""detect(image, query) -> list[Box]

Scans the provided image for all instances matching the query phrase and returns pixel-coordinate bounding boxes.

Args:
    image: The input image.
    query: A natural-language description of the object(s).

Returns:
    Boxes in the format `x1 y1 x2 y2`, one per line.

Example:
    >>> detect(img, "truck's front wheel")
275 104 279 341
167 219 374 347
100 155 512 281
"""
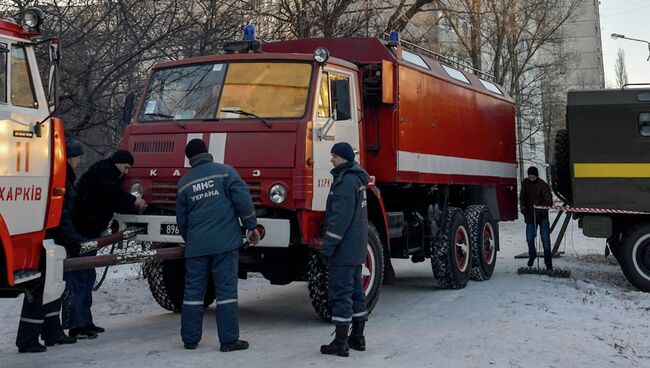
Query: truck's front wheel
619 223 650 292
307 223 385 321
143 244 214 312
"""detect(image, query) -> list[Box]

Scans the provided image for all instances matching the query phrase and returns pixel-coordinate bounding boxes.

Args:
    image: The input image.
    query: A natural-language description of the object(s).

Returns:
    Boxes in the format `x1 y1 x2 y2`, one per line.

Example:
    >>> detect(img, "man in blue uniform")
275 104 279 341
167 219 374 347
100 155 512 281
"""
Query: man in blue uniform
15 137 84 353
320 142 369 357
176 139 259 352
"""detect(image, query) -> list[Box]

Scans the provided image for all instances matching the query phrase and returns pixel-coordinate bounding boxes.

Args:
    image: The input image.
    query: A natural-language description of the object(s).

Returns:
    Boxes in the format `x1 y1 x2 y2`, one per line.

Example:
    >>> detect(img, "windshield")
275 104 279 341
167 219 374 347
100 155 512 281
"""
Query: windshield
139 62 312 121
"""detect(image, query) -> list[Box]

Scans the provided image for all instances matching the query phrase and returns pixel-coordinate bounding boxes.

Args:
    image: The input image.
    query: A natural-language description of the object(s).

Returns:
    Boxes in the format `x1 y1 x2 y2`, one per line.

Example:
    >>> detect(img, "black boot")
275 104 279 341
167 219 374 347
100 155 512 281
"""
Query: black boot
527 257 535 267
18 342 47 353
44 334 77 346
86 324 105 333
220 339 249 352
69 327 98 340
320 325 349 357
348 320 366 351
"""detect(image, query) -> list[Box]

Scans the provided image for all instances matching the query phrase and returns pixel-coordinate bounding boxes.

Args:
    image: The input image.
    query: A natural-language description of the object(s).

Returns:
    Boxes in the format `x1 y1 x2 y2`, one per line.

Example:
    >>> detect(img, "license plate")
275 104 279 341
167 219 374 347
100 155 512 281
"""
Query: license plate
161 224 180 235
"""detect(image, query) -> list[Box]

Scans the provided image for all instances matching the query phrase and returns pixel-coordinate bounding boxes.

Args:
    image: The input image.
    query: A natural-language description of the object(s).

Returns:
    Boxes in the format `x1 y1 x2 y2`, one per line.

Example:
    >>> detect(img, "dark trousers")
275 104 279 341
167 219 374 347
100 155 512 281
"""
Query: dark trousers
328 265 368 326
526 220 552 266
181 250 239 344
62 268 96 329
16 290 65 348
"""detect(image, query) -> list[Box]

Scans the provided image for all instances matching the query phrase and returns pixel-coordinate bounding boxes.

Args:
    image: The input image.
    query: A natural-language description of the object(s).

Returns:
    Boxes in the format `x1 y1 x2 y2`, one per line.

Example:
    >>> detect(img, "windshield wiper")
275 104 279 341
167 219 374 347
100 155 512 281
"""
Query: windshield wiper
220 109 272 128
143 112 185 129
143 112 174 119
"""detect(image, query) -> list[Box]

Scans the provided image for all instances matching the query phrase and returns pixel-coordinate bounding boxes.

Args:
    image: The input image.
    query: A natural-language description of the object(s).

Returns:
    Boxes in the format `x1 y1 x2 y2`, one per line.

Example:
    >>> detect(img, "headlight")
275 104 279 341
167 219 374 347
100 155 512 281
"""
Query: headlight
269 183 287 204
23 8 43 29
130 182 145 198
313 47 330 64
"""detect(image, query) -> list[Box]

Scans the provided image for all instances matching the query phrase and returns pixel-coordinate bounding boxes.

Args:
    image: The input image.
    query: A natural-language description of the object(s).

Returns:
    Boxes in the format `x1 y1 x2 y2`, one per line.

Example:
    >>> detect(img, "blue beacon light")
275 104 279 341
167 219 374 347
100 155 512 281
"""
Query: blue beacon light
389 31 400 44
243 25 256 41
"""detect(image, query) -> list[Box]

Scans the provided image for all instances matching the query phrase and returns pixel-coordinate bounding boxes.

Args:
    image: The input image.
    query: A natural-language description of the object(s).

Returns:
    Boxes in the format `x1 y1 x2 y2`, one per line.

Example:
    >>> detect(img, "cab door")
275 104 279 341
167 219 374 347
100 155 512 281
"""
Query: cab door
0 40 51 236
311 66 362 211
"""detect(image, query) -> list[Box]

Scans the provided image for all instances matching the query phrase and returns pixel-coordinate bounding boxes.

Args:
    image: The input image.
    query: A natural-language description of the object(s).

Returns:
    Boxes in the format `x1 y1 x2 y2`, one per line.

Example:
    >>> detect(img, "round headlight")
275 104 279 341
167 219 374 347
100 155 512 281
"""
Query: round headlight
23 8 43 29
269 183 287 204
130 182 145 198
313 47 330 64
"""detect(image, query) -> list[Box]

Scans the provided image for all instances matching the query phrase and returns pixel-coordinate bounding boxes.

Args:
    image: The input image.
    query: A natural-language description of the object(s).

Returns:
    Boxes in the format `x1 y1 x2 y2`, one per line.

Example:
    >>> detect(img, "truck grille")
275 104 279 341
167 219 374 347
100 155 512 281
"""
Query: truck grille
133 141 174 153
151 181 177 204
150 180 262 205
246 181 262 205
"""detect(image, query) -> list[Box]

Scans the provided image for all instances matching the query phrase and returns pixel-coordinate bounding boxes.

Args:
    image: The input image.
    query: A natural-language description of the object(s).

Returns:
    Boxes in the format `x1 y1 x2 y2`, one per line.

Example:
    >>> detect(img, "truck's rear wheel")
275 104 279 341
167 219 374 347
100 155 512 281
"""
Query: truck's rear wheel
431 207 471 289
143 244 214 312
619 223 650 292
307 222 385 321
465 205 498 281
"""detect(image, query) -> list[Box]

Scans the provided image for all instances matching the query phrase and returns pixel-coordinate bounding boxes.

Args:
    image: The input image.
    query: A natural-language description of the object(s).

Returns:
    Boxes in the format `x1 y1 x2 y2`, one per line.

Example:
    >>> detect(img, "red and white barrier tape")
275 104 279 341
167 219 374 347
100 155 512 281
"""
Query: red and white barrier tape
534 205 650 215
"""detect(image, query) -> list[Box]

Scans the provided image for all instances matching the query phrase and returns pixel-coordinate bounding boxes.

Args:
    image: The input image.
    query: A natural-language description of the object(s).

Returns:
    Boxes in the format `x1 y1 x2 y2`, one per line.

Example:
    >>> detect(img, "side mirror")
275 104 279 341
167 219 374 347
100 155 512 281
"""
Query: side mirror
121 92 135 125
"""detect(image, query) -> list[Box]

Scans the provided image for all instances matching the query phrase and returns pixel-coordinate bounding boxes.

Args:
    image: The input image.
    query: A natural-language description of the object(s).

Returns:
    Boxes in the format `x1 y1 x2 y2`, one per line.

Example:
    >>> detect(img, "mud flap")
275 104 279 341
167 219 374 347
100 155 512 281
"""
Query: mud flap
43 239 67 304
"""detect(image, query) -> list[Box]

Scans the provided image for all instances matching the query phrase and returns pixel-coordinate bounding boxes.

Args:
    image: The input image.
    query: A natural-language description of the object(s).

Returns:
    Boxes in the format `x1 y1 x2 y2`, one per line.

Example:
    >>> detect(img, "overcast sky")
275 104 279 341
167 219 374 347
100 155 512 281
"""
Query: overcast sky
599 0 650 87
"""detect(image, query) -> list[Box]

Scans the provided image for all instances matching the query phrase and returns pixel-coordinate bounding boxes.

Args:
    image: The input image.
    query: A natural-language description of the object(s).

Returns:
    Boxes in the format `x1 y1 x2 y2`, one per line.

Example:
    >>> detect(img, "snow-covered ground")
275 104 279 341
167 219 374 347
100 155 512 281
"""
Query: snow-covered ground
2 216 650 368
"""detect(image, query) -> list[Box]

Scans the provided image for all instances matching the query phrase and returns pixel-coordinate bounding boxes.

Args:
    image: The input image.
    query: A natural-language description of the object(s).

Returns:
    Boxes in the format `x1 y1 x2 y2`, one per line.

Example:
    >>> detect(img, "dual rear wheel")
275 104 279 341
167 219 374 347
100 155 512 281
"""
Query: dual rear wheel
432 206 498 289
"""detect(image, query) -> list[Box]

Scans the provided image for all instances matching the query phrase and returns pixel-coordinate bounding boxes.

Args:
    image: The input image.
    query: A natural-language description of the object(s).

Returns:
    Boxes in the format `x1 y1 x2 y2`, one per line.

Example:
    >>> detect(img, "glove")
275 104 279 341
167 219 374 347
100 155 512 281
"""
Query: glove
246 229 261 246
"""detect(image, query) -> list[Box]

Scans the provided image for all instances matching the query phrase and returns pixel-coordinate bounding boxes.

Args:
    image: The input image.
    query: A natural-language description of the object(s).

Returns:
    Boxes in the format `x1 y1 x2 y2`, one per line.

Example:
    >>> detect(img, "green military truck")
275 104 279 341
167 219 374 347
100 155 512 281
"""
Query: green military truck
552 87 650 291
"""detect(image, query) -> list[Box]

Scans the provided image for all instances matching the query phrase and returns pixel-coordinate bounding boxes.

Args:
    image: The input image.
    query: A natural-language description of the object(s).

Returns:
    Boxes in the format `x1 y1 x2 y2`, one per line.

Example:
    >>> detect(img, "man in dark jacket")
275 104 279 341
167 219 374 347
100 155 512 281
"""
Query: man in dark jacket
15 137 84 353
519 166 554 270
63 149 146 339
320 142 369 357
176 139 259 352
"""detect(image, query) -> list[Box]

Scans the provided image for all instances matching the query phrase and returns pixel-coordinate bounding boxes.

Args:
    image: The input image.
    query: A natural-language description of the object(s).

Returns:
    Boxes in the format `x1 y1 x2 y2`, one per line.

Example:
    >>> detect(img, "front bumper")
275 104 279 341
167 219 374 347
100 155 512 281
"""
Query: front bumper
112 214 291 247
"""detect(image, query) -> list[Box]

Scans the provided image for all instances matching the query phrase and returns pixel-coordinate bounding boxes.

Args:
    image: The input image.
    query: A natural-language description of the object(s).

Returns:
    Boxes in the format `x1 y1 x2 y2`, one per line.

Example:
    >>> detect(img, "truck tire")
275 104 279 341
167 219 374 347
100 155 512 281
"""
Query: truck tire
618 223 650 292
307 222 385 321
143 245 215 313
431 207 471 289
465 205 498 281
552 129 572 203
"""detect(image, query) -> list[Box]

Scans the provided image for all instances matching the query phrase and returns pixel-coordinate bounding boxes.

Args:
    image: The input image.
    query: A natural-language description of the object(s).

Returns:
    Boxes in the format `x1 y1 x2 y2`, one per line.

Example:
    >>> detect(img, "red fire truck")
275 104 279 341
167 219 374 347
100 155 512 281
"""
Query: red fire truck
115 30 517 319
0 9 67 302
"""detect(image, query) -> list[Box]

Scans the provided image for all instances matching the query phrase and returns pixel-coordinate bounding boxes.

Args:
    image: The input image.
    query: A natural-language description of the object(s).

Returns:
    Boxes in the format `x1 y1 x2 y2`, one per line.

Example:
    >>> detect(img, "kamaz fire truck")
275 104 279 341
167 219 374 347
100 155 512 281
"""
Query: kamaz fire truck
0 9 67 302
114 29 517 319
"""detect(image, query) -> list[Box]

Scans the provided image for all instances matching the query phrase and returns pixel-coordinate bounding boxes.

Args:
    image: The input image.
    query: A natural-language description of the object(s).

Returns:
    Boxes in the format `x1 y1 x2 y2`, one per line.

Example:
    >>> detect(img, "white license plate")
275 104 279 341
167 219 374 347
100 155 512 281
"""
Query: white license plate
161 224 180 235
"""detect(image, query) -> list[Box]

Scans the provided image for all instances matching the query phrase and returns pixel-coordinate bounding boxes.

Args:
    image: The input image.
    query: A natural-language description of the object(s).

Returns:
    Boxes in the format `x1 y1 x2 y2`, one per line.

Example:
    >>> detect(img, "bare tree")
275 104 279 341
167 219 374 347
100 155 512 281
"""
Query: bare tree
615 47 628 88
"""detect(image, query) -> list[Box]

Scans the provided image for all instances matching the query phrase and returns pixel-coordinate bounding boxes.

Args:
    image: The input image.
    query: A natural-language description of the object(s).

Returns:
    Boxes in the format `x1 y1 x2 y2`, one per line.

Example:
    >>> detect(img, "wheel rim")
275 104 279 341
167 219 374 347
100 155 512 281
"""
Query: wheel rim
632 234 650 281
482 222 496 265
455 226 470 272
362 243 376 296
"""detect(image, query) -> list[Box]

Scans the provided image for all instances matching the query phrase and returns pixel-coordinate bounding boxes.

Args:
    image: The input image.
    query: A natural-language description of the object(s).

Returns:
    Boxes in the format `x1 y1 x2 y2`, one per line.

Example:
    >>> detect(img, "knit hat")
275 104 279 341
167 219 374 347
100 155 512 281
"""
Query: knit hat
110 149 134 165
185 139 208 159
331 142 355 162
527 166 539 177
65 137 84 158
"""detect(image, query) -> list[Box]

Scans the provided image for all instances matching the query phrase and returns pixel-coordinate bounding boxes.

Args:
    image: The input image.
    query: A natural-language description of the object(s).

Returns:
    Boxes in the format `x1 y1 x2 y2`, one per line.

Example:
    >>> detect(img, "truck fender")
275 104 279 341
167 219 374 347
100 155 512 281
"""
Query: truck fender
0 215 14 285
42 239 67 304
367 185 390 251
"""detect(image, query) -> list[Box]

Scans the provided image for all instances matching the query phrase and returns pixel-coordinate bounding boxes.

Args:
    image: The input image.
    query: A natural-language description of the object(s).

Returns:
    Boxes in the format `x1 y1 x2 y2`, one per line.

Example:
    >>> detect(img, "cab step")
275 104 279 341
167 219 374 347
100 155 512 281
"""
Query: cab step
14 269 41 284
